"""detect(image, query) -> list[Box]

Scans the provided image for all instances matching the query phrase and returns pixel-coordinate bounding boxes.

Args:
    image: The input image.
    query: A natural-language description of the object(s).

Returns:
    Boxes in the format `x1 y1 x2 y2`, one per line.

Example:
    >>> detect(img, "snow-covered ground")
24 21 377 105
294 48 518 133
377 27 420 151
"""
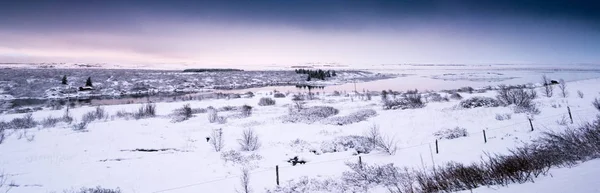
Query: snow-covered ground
1 75 600 192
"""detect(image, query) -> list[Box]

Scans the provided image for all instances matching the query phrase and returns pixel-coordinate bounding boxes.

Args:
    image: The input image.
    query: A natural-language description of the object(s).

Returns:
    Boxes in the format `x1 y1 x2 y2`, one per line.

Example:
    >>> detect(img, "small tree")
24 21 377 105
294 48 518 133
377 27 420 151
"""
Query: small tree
210 128 225 152
541 75 553 97
85 77 93 87
237 168 252 193
558 79 568 98
238 128 261 151
241 105 253 117
61 75 68 85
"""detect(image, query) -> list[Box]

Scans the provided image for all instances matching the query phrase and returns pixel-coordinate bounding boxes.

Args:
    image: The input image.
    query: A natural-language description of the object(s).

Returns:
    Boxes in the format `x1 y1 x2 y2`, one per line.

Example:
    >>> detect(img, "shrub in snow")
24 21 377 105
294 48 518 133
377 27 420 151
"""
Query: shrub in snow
320 135 373 154
364 125 398 155
171 103 193 122
557 79 568 98
241 105 253 117
9 113 38 129
134 103 156 119
237 168 252 193
428 93 449 102
577 90 584 98
266 176 352 193
62 186 121 193
258 97 276 106
220 150 263 165
282 106 339 124
434 127 468 140
458 97 500 108
238 128 261 151
322 109 377 126
72 121 88 131
273 93 286 98
41 116 62 128
81 106 107 124
210 128 224 152
343 162 411 192
244 91 255 98
495 113 512 121
541 74 554 97
495 85 539 114
383 94 425 110
449 92 463 100
594 98 600 112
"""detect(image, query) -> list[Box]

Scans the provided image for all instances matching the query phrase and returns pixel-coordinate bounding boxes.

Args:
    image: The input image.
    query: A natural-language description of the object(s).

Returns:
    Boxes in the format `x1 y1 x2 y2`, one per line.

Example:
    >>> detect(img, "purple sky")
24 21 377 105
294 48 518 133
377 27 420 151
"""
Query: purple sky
1 0 599 66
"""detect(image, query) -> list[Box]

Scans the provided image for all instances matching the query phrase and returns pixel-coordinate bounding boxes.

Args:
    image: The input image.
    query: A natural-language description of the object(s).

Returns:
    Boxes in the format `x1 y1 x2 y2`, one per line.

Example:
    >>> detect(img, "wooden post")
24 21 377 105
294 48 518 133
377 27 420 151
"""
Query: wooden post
276 165 279 186
529 118 534 131
483 130 487 143
358 156 362 169
435 140 439 154
568 106 573 124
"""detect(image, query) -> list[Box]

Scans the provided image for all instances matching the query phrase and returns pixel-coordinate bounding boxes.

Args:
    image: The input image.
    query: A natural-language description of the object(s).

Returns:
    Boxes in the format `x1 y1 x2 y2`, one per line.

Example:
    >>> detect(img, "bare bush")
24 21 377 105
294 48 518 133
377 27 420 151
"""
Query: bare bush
349 116 600 193
542 75 554 97
267 176 351 193
241 105 253 117
343 162 411 192
558 79 568 98
237 168 252 193
364 125 398 155
8 113 38 129
322 109 377 126
41 116 62 128
594 98 600 112
383 94 425 110
320 135 373 154
495 113 512 121
134 103 156 119
210 128 225 152
238 128 261 151
81 106 107 124
459 97 500 108
62 186 122 193
427 93 449 102
172 104 193 122
258 97 276 106
282 106 339 124
577 90 584 98
434 127 469 140
220 150 263 165
72 121 88 131
63 107 74 124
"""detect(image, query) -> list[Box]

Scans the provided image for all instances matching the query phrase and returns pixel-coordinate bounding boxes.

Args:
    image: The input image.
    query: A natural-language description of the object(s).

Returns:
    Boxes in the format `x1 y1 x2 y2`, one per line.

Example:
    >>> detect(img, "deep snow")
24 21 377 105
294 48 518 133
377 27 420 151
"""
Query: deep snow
1 76 600 193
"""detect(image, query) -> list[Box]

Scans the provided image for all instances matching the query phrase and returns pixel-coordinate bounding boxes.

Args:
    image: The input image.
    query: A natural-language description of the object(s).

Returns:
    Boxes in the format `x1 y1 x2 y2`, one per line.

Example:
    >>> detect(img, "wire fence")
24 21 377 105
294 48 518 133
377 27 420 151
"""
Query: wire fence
149 106 599 193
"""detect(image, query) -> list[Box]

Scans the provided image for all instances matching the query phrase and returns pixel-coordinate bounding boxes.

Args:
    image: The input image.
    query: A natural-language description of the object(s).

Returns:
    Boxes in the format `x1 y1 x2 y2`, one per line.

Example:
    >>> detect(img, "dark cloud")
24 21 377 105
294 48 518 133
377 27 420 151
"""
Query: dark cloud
1 0 599 32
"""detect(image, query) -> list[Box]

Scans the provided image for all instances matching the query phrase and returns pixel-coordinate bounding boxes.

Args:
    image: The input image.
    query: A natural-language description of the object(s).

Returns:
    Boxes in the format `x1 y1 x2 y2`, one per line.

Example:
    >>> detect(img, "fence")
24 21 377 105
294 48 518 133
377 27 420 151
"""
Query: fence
150 106 599 193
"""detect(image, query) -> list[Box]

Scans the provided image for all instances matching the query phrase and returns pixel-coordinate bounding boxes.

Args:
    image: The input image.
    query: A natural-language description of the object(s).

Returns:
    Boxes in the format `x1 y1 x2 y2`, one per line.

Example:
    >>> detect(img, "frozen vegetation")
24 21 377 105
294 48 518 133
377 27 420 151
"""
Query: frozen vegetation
1 71 600 193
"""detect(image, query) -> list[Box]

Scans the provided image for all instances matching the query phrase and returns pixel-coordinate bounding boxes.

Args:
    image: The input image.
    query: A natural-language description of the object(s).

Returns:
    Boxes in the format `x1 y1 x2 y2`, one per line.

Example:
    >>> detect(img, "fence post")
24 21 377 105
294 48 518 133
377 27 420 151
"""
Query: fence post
435 140 439 154
529 118 534 131
483 130 487 143
276 165 279 186
358 156 362 169
568 106 573 124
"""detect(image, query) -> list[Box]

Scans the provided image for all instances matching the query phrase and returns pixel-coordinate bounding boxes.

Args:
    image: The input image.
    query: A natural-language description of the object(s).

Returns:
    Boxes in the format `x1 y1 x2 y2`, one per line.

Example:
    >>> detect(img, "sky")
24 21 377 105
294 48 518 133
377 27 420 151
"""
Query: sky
1 0 599 67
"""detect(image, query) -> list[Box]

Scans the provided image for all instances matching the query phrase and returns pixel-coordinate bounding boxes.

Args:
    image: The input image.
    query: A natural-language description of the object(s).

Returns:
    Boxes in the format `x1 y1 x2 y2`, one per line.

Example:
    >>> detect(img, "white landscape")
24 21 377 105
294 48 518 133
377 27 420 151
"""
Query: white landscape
1 65 600 193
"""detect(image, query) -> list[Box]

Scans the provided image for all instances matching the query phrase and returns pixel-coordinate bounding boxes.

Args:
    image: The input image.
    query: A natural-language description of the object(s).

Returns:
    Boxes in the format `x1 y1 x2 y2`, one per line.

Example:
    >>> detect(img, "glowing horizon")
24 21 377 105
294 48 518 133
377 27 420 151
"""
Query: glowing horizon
1 0 599 66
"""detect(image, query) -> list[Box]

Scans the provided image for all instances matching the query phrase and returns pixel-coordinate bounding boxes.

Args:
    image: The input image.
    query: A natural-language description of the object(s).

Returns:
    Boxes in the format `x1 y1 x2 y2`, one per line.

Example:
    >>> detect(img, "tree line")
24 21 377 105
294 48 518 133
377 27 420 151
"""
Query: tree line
294 69 337 81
